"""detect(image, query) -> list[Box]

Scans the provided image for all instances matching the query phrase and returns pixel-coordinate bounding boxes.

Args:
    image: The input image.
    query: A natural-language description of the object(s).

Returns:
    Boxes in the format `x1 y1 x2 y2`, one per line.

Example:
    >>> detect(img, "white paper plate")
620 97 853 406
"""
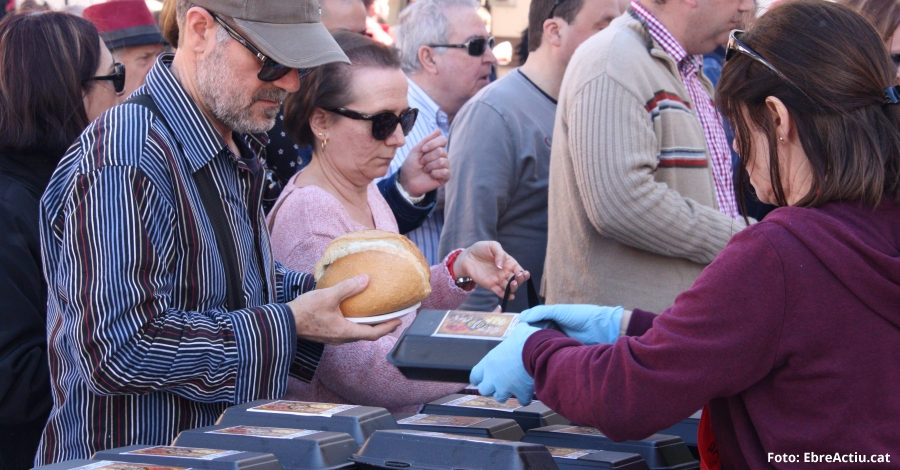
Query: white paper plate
347 303 421 325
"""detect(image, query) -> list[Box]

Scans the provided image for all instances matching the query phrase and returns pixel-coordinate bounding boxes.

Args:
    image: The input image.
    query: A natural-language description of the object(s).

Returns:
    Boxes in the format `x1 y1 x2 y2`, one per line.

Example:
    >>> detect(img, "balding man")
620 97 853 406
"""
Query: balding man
321 0 367 33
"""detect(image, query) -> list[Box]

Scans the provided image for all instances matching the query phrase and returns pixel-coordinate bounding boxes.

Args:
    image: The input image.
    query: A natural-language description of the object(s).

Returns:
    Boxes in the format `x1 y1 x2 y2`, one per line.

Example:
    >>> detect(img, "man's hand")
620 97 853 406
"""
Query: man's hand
287 275 401 345
397 130 450 198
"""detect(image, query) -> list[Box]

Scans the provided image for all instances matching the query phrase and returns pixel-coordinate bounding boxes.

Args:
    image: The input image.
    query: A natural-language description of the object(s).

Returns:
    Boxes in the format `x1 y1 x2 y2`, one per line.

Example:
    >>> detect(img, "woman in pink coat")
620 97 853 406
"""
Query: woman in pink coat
267 32 528 413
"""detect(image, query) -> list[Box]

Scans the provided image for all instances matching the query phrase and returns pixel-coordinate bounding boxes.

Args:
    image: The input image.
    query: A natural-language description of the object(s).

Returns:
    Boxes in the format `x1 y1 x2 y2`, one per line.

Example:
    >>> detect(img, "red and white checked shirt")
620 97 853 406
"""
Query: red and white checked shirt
630 1 739 218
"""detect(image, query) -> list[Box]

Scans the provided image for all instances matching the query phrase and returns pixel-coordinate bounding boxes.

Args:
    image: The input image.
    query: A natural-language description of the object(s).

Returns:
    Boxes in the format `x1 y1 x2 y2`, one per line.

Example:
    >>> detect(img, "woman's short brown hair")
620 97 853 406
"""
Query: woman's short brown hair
837 0 900 41
284 31 402 147
717 0 900 210
0 11 102 158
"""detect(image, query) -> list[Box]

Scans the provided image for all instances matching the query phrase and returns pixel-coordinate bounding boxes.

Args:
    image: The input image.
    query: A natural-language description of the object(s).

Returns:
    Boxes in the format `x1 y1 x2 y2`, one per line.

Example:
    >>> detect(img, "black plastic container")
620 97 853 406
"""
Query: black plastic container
546 447 650 470
216 400 397 446
394 413 525 441
350 429 557 470
659 411 701 460
388 310 560 383
421 394 569 432
173 424 358 470
34 459 201 470
91 445 282 470
523 426 698 470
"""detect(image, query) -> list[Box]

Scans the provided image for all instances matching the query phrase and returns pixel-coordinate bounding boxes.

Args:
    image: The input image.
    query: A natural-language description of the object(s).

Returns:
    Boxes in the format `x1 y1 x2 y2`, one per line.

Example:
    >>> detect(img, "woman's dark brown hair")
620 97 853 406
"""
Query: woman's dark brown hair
0 11 102 158
837 0 900 41
160 0 179 48
284 31 402 147
717 0 900 210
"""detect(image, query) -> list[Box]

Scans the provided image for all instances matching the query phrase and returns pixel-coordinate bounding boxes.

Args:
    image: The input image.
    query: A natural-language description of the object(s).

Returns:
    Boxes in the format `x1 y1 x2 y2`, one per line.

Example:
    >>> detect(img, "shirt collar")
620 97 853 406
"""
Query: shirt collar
406 77 450 135
143 53 267 174
629 1 694 67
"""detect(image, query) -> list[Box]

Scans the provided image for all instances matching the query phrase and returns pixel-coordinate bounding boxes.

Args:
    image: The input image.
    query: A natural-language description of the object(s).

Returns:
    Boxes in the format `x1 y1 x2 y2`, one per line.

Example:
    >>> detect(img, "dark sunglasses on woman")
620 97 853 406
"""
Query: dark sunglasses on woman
725 29 812 102
89 62 126 93
209 11 314 82
326 107 419 141
428 36 495 57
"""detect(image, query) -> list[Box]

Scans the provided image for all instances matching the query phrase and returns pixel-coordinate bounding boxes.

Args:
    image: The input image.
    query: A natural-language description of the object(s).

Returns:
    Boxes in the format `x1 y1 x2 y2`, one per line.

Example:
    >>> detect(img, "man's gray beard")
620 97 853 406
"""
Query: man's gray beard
195 42 287 135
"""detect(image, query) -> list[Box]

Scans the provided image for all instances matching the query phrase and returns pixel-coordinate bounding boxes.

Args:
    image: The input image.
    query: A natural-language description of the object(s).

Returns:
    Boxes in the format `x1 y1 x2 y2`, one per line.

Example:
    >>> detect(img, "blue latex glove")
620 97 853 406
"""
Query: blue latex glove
519 304 624 345
469 322 539 405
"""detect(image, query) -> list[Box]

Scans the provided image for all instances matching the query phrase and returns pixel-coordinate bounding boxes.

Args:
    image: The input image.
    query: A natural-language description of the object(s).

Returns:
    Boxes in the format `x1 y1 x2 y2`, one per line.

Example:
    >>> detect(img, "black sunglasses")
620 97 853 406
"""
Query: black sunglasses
209 11 314 82
891 53 900 69
725 30 812 101
326 107 419 141
428 36 495 57
547 0 566 19
89 62 126 93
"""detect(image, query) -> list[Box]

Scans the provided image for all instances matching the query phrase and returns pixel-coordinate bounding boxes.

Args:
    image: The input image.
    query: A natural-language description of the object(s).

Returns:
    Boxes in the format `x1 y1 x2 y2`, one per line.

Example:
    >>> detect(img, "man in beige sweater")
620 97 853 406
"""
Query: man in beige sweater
543 0 753 313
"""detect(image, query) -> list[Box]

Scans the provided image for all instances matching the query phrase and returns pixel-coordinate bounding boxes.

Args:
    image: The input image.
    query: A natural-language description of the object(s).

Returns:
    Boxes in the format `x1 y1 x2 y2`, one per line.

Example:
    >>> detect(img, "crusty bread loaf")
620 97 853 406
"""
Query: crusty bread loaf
314 230 431 317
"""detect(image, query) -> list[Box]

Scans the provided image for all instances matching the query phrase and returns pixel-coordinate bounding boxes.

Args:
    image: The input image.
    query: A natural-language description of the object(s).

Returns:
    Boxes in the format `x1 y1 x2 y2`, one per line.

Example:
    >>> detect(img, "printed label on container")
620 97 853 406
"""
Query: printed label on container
206 425 321 439
247 400 359 416
397 414 490 427
443 395 522 412
402 430 504 444
72 461 191 470
431 311 519 340
123 447 242 460
555 426 605 436
547 447 600 459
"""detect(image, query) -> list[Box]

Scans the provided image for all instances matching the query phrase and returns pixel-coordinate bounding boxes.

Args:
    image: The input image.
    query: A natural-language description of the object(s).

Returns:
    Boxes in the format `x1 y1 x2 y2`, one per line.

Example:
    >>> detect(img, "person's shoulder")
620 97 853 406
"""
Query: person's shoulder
568 14 650 77
469 71 531 103
75 98 166 172
560 15 657 106
0 172 38 215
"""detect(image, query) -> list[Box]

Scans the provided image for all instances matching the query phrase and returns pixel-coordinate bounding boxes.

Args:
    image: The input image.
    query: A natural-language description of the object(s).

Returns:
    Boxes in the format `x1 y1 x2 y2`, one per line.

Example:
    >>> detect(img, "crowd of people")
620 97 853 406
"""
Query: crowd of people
0 0 898 468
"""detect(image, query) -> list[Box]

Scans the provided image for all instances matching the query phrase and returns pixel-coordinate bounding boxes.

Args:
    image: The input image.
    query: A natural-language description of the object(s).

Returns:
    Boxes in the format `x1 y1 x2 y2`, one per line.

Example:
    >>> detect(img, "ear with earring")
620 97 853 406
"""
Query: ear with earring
318 132 328 150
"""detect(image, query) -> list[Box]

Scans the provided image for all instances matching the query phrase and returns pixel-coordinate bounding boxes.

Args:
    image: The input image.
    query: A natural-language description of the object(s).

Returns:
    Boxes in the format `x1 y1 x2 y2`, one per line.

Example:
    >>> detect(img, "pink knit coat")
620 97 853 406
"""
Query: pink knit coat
267 174 468 413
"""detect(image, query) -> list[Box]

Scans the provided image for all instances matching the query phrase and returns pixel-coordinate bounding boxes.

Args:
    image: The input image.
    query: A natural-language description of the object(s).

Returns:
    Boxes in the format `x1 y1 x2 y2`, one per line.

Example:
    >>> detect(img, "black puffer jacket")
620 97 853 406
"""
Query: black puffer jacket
0 152 56 470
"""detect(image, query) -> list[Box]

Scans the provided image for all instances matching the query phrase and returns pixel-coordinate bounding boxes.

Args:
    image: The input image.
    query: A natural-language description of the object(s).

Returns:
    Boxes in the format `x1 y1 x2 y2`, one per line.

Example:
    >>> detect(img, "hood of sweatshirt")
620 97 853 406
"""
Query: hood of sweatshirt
765 197 900 328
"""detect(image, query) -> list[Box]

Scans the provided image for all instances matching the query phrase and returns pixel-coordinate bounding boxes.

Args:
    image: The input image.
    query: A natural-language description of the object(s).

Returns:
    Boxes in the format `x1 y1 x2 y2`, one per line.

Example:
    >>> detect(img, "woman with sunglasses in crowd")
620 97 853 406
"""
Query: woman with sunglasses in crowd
470 1 900 467
0 11 123 470
267 32 528 413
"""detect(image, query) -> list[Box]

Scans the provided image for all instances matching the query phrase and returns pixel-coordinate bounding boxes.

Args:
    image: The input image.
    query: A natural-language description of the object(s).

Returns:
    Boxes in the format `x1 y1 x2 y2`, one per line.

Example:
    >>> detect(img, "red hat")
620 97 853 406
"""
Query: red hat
83 0 165 50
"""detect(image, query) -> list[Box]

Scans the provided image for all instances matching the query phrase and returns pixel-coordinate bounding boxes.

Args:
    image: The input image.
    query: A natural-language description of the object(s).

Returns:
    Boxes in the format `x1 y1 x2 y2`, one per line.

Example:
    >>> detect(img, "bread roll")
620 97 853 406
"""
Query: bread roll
314 230 431 317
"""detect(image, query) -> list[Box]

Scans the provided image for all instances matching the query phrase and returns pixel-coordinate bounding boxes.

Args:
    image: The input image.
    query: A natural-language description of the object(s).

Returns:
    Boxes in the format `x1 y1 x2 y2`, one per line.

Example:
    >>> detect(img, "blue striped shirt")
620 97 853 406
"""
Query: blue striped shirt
35 54 320 464
379 78 449 265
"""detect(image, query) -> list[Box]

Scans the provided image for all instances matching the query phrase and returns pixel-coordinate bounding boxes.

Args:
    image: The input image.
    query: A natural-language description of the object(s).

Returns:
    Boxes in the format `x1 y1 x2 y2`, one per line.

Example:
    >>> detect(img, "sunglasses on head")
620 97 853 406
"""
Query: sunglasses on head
89 62 126 93
428 36 495 57
209 11 314 82
725 29 812 101
326 107 419 141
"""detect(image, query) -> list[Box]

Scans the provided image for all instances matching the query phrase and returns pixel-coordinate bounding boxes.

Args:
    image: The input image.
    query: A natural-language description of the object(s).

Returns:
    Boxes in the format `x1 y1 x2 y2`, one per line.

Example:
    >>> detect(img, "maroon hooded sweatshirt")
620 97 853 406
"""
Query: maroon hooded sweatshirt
524 198 900 469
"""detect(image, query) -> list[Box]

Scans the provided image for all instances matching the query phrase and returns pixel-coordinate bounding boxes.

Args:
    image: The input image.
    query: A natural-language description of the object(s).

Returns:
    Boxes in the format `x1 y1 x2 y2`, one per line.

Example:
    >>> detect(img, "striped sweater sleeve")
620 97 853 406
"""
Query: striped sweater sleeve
567 75 745 265
274 263 324 383
58 160 294 404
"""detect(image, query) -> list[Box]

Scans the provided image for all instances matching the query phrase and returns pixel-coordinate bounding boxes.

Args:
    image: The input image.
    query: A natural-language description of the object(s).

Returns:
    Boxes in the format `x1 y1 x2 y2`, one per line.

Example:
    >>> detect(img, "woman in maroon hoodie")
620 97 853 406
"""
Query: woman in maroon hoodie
470 1 900 468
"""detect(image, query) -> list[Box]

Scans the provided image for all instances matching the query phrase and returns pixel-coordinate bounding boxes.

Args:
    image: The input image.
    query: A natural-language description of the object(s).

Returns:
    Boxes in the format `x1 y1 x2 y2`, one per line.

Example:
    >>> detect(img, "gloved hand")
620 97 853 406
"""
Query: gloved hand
519 304 624 346
469 322 539 405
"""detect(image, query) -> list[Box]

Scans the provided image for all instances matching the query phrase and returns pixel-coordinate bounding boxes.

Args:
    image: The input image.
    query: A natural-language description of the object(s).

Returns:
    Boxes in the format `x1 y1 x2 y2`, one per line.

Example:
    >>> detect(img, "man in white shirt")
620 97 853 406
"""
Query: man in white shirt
380 0 497 264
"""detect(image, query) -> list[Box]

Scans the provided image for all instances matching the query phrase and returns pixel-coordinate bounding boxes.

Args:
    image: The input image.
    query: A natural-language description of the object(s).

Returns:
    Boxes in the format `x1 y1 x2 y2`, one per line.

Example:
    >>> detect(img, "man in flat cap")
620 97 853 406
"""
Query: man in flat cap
36 0 399 463
84 0 166 97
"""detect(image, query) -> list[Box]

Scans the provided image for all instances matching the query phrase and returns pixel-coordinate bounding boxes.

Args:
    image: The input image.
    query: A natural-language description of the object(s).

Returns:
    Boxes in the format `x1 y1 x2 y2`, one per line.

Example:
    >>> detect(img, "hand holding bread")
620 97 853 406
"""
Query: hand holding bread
287 275 402 345
314 230 431 317
453 241 530 298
